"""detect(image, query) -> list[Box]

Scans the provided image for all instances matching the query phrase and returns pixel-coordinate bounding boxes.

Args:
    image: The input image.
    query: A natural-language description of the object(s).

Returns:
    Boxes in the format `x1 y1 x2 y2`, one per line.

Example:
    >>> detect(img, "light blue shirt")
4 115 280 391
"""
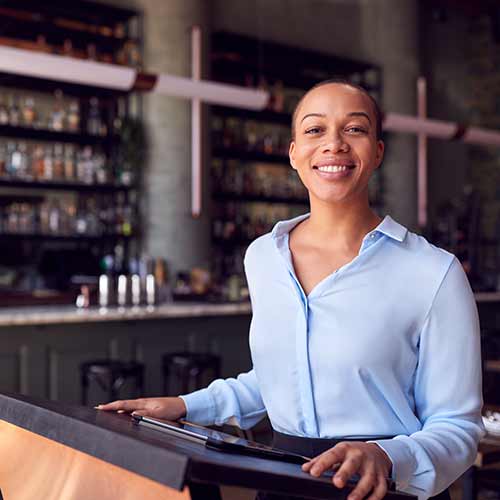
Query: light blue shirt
181 214 484 499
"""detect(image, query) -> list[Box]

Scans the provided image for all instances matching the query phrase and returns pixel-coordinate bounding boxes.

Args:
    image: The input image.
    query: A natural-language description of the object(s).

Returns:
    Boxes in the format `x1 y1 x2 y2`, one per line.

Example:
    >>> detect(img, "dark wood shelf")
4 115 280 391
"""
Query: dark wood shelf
212 31 381 92
0 178 133 193
0 124 114 146
212 106 291 126
213 192 309 206
0 232 131 242
0 16 138 51
0 0 139 25
212 147 289 165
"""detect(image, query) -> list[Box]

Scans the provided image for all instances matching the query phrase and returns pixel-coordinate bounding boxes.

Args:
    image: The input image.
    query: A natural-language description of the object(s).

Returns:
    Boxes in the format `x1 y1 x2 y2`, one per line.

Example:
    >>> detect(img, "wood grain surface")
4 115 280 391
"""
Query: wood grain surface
0 419 190 500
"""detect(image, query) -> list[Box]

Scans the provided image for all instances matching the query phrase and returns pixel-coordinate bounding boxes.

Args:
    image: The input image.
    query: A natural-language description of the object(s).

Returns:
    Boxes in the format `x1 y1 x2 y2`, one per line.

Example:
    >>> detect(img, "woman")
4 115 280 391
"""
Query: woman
98 81 484 500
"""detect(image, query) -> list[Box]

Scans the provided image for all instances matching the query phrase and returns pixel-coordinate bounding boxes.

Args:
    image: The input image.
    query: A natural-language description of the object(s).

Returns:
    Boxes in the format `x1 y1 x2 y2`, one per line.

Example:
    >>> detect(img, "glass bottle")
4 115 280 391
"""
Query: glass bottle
43 145 54 180
51 90 66 131
32 145 45 180
22 97 36 127
87 97 102 136
8 95 20 126
67 100 80 132
48 200 60 234
0 96 9 125
53 144 64 179
64 144 76 181
8 142 21 177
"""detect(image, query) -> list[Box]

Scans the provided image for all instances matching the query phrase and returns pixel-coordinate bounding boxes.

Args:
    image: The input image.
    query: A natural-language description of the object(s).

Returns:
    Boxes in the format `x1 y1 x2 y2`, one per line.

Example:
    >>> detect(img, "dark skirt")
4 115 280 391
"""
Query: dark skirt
255 431 451 500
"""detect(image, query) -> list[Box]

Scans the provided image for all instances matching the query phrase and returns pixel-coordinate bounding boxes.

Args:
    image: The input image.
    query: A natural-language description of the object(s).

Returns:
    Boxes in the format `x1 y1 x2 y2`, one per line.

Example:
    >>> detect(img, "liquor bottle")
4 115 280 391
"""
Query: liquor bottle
87 97 102 136
62 39 74 57
0 96 8 125
94 150 108 184
63 145 76 180
8 95 20 126
22 97 36 127
17 142 29 179
32 145 45 179
48 200 61 234
67 101 80 132
50 90 66 131
43 146 54 180
53 144 64 179
86 43 98 61
82 146 95 184
7 142 21 177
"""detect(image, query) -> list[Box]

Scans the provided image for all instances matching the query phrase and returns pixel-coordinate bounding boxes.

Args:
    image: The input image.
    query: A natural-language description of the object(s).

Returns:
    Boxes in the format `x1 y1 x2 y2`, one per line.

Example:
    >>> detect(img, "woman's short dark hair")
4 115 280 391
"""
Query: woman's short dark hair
290 78 383 141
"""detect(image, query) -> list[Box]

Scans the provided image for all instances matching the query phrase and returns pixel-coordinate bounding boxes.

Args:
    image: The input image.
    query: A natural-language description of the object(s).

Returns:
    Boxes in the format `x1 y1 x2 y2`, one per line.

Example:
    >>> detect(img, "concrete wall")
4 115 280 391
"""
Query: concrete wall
212 0 420 230
99 0 213 276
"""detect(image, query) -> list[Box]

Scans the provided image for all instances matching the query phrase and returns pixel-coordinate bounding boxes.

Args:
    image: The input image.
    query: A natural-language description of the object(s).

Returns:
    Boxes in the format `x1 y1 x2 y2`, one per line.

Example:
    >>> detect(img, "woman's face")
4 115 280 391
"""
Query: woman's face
289 83 384 206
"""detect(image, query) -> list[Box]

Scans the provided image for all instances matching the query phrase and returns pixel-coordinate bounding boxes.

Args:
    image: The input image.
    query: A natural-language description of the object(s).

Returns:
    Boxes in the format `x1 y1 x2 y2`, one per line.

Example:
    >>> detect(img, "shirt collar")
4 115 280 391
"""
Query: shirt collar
271 213 408 243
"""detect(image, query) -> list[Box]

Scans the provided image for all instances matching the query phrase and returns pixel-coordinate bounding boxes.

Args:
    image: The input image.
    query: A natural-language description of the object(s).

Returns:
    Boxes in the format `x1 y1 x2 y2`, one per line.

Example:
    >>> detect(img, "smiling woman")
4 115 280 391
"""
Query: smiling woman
97 81 484 500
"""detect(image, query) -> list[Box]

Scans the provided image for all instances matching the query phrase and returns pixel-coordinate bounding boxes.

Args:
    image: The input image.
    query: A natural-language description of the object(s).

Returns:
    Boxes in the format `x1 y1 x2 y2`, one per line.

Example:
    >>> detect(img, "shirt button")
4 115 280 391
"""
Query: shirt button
370 233 376 238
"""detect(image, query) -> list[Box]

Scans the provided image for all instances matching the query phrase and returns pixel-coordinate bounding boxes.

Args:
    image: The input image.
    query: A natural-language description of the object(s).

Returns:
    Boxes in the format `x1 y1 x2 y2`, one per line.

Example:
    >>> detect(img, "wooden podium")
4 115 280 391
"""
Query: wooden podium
0 393 415 500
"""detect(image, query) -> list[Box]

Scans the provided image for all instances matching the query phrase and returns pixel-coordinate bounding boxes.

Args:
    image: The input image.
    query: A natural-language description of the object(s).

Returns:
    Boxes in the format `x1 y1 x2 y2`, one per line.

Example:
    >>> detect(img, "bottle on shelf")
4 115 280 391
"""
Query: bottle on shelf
0 96 9 125
87 97 103 136
21 97 36 128
50 90 66 131
64 144 76 181
43 145 54 180
8 95 21 126
67 100 81 132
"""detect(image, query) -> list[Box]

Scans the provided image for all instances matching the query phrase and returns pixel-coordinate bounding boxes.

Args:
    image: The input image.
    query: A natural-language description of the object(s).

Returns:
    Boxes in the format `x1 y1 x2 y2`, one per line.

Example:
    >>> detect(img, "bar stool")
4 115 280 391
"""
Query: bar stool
162 352 221 396
80 360 145 405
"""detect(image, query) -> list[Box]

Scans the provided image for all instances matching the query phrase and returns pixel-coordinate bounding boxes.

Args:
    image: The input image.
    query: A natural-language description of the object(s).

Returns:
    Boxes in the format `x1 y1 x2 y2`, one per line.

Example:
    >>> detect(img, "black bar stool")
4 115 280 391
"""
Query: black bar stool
162 352 221 396
80 360 145 405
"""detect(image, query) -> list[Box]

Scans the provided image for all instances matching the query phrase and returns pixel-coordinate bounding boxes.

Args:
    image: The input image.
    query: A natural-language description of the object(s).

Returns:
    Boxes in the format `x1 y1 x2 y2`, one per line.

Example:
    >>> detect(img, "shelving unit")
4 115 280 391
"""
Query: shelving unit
209 31 383 285
0 0 143 305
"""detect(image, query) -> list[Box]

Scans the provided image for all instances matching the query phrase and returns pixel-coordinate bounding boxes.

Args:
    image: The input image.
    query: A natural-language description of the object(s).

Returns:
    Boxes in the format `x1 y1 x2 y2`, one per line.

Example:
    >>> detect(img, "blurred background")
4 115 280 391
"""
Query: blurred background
0 1 499 497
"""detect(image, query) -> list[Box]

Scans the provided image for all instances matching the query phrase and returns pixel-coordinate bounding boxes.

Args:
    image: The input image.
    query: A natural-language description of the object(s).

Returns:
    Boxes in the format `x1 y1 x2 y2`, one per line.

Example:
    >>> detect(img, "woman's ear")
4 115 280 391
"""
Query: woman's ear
289 141 297 170
375 140 385 168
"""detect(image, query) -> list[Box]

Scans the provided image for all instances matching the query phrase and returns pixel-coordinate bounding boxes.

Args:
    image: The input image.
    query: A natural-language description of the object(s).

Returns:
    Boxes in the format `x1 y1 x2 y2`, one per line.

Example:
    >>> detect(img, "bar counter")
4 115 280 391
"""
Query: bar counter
0 301 252 326
0 291 497 327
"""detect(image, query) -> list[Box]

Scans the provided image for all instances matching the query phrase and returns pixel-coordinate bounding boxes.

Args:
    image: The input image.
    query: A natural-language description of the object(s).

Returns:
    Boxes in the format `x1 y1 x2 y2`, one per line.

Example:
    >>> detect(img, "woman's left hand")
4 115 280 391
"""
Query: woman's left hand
302 442 392 500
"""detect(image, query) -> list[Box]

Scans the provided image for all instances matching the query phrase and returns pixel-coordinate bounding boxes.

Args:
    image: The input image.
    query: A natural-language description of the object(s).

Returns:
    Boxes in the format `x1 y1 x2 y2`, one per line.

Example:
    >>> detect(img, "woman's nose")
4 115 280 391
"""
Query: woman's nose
322 133 349 153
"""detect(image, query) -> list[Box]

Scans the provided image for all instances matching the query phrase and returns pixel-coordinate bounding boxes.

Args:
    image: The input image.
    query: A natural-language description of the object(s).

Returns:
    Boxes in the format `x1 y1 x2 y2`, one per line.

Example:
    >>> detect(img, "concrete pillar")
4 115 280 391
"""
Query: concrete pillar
102 0 212 275
360 0 420 230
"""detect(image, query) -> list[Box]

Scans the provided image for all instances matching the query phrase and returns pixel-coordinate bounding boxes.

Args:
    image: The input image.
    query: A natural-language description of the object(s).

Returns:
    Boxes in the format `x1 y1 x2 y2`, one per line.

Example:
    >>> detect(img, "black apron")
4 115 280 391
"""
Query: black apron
255 431 451 500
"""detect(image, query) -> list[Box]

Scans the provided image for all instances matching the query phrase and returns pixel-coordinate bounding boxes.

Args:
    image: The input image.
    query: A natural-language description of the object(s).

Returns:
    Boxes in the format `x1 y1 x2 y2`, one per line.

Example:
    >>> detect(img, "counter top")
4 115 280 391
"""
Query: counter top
0 291 496 327
0 301 252 326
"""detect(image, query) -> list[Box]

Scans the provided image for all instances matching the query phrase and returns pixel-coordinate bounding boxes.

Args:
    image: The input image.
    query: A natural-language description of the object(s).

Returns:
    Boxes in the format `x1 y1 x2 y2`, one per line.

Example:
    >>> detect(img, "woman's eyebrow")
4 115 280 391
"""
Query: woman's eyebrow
300 113 326 123
347 111 372 124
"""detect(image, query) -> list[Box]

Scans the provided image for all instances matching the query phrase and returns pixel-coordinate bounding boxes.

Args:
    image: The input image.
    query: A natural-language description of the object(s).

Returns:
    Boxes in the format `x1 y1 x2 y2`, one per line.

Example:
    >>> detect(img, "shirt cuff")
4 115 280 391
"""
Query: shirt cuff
370 436 416 489
179 388 216 424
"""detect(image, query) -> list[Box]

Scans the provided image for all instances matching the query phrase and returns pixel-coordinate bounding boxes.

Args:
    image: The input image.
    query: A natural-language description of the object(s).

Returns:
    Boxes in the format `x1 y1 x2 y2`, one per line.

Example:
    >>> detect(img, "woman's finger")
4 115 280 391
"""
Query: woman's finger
95 399 144 412
309 446 345 477
332 449 363 487
346 464 376 500
365 475 388 500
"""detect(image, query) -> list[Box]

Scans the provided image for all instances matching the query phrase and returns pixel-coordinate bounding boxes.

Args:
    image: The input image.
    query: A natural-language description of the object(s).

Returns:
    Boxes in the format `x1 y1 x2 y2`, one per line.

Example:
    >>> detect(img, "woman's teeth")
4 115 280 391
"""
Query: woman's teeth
316 165 352 173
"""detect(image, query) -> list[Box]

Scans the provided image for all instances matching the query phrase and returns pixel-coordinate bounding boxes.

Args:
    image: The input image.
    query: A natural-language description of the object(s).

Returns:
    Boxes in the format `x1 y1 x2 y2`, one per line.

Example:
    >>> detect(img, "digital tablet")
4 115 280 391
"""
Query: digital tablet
132 414 311 465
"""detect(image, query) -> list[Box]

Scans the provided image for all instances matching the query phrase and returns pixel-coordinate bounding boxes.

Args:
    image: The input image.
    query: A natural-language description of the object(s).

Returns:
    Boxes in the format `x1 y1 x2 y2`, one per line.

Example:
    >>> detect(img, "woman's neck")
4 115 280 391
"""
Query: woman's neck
300 196 382 250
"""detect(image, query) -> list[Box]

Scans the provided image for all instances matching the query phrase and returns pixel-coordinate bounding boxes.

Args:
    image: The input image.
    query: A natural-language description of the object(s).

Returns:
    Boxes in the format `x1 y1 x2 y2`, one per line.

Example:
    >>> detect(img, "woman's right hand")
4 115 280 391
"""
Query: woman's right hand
95 397 187 420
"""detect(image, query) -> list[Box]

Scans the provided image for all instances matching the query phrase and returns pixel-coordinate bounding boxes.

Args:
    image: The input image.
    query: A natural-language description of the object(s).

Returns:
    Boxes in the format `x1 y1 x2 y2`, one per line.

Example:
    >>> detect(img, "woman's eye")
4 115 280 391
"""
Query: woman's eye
305 127 321 134
346 126 367 134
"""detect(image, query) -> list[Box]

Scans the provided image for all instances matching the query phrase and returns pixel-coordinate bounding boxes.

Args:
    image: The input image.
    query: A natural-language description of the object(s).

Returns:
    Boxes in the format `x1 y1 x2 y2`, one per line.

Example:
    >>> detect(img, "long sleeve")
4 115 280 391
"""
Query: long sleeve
374 257 485 499
179 369 266 428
